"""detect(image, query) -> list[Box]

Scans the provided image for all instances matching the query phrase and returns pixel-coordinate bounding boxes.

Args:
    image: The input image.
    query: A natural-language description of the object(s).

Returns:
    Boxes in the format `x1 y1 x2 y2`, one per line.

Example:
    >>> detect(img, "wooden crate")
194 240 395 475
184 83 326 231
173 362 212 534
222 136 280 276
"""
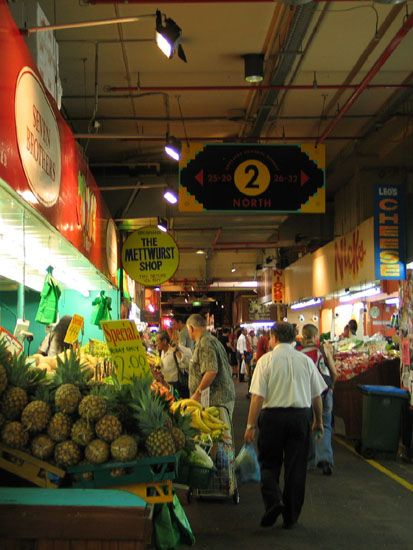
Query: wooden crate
0 444 65 488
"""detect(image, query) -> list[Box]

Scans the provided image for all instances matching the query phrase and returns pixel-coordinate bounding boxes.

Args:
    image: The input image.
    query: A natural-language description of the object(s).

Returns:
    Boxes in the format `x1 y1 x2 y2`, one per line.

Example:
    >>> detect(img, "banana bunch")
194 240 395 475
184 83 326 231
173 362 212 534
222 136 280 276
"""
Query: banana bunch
170 399 228 441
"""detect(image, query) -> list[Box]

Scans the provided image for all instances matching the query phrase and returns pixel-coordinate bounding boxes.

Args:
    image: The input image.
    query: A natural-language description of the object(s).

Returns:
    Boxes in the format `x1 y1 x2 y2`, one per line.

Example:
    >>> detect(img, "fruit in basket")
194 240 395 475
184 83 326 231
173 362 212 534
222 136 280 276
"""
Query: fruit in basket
110 467 126 477
1 421 29 449
47 412 72 442
52 349 90 394
55 384 81 414
85 439 110 464
111 434 138 462
95 414 122 443
31 434 55 459
21 400 51 433
79 394 107 422
54 440 82 467
0 354 47 420
71 418 94 447
134 393 176 457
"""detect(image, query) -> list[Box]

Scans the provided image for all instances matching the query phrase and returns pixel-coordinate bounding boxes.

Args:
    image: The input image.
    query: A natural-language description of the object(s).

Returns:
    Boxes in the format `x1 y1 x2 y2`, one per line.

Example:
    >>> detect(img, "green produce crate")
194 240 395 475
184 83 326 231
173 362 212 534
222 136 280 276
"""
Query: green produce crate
68 455 177 488
176 460 214 490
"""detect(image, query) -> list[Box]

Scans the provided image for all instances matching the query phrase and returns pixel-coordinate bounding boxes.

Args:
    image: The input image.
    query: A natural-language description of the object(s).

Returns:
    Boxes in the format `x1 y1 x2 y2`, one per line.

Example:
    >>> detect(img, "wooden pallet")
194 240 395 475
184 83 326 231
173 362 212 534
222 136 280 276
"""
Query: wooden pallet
0 444 65 488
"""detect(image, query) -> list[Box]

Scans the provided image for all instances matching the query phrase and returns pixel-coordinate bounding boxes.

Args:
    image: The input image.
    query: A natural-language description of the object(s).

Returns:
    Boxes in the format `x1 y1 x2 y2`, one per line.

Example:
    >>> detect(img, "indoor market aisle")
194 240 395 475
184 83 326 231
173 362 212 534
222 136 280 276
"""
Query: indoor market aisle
181 381 413 550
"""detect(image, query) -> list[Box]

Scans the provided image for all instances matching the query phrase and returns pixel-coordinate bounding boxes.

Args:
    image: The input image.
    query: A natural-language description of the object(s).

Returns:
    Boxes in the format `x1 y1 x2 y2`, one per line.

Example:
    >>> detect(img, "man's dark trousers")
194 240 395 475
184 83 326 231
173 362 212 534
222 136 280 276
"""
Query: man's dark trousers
258 407 311 525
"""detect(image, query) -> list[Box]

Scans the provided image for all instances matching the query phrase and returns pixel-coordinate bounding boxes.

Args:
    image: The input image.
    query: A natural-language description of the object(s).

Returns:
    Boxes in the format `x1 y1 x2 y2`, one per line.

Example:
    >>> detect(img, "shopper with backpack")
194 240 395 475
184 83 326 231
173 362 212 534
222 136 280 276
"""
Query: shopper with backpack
301 324 337 476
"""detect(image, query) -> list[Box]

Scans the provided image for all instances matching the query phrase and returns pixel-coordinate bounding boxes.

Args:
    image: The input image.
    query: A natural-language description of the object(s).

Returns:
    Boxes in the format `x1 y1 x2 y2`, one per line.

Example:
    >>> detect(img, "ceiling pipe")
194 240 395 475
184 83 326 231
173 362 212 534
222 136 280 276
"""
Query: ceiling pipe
74 133 359 141
106 83 412 93
100 183 167 191
317 11 413 146
87 0 353 3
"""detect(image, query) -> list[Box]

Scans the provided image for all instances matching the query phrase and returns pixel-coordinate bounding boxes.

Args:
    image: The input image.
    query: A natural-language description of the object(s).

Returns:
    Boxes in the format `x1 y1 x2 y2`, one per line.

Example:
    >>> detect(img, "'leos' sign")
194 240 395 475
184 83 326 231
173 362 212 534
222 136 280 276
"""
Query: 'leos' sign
15 67 61 207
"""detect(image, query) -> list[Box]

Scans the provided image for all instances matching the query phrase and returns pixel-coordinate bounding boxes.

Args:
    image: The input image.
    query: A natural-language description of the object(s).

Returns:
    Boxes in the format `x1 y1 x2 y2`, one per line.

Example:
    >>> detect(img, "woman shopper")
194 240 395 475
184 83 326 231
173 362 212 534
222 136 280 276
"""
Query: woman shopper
301 324 337 475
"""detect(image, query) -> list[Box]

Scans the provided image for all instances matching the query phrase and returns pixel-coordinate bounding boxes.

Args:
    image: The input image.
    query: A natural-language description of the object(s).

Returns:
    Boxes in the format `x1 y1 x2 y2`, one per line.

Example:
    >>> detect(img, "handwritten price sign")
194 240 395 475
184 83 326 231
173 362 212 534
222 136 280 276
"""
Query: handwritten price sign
101 320 151 383
64 314 84 345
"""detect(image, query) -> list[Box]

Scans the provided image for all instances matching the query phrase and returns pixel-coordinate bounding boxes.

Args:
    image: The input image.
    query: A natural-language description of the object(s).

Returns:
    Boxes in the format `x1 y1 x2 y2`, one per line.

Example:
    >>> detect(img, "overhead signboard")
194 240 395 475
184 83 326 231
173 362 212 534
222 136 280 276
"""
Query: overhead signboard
374 184 406 280
122 226 179 287
179 143 325 213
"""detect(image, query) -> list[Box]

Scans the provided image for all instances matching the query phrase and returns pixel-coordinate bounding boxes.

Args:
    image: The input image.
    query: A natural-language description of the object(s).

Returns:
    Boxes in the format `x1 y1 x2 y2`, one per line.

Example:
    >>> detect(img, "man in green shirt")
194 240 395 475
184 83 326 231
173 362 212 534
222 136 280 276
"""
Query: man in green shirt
186 314 235 418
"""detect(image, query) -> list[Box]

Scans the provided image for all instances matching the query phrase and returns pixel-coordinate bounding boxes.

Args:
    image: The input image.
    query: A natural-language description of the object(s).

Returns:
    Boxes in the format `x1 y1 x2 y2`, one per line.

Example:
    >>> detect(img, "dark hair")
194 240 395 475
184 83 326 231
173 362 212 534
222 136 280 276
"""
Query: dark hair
271 322 296 343
174 314 186 325
348 320 358 333
158 331 170 343
53 315 73 351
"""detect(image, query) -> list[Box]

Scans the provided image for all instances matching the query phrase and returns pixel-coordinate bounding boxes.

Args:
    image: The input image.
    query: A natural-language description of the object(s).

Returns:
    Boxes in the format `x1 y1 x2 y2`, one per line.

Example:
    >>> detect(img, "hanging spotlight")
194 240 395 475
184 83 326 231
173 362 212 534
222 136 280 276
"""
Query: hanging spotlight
196 249 205 255
156 10 187 62
163 188 178 204
157 217 168 232
243 54 264 83
231 265 236 273
164 135 182 161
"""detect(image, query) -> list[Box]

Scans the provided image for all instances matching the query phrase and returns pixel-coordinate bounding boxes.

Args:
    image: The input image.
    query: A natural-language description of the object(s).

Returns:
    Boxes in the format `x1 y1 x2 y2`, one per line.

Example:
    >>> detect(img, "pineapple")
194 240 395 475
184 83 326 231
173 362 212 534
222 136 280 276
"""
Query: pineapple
78 394 107 422
95 415 122 443
85 439 110 464
0 354 47 420
55 384 81 413
54 440 82 467
111 435 138 462
21 400 51 433
133 393 176 457
31 434 55 459
47 412 72 442
71 418 94 447
0 336 11 393
52 350 90 413
1 421 28 449
171 410 197 452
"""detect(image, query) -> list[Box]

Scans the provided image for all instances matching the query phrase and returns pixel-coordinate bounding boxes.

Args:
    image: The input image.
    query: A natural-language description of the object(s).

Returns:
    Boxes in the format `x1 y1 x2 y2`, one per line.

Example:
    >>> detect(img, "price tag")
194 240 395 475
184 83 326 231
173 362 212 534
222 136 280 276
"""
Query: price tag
64 314 84 344
0 327 23 356
101 320 151 383
200 387 210 409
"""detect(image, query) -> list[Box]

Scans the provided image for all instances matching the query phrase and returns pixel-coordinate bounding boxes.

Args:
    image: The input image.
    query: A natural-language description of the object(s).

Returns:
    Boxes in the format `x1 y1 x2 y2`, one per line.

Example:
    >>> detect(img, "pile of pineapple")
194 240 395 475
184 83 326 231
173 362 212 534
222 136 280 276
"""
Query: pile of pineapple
0 337 198 474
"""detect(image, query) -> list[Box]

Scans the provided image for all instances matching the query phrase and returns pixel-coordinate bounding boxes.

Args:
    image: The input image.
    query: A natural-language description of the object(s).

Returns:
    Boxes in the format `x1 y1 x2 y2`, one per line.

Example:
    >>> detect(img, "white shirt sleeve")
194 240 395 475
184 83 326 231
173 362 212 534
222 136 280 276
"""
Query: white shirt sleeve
249 355 268 399
237 334 247 353
308 357 328 398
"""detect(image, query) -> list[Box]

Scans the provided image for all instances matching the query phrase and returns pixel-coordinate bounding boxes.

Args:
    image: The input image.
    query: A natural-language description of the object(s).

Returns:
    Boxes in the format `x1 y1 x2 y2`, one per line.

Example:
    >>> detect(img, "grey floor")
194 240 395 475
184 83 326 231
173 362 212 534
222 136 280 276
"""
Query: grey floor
180 380 413 550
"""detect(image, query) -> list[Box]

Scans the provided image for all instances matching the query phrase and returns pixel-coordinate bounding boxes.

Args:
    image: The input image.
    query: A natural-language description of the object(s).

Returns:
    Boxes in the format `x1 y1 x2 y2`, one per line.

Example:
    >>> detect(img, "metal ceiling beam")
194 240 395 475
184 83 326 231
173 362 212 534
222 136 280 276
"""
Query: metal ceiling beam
74 133 358 141
317 11 413 145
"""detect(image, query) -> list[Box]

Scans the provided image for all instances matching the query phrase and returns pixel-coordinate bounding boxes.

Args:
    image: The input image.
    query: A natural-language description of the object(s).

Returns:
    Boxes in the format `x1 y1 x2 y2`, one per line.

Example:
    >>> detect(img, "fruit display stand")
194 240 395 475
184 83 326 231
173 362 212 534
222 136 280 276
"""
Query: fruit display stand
0 487 152 550
333 357 400 440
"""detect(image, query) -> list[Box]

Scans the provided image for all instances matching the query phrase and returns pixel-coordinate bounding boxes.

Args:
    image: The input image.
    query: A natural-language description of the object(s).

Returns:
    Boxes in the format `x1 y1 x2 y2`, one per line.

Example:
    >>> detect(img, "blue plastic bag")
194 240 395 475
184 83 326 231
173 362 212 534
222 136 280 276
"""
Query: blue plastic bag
234 443 261 484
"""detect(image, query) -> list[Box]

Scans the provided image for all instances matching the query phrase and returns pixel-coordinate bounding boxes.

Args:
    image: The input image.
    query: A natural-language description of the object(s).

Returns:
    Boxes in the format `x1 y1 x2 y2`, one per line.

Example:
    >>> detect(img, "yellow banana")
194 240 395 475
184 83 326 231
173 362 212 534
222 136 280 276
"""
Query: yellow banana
180 398 202 410
191 409 211 433
211 429 223 439
201 411 226 429
206 406 220 417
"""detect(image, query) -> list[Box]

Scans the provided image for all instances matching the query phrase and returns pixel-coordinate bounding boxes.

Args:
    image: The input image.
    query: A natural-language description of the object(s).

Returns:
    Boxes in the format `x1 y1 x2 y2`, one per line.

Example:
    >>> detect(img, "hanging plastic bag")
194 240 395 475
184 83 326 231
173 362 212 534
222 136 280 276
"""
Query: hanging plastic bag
234 443 261 484
153 494 195 550
240 358 247 374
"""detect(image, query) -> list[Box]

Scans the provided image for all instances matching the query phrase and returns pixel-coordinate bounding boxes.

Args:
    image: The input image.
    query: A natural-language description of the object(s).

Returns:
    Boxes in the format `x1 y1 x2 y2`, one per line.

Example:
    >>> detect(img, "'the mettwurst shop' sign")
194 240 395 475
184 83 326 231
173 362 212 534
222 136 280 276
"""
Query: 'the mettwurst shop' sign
179 143 325 213
122 226 179 286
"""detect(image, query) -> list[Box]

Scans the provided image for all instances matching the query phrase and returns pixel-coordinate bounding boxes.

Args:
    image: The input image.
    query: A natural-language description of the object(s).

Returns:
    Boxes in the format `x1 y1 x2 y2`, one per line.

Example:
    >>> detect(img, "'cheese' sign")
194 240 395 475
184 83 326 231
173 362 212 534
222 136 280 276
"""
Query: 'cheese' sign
374 184 406 280
122 226 179 286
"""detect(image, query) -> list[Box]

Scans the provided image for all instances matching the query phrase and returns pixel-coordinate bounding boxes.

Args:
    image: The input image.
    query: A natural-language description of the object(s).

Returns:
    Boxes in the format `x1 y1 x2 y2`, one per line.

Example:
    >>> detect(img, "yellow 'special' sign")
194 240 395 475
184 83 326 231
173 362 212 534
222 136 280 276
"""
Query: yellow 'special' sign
64 314 84 345
121 226 179 286
101 320 151 383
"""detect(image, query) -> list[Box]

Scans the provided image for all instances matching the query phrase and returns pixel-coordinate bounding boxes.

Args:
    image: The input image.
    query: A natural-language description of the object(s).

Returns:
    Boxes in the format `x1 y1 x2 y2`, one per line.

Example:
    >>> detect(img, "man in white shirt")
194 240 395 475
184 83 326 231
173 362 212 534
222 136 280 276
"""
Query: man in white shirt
156 331 191 392
236 328 247 381
244 322 327 530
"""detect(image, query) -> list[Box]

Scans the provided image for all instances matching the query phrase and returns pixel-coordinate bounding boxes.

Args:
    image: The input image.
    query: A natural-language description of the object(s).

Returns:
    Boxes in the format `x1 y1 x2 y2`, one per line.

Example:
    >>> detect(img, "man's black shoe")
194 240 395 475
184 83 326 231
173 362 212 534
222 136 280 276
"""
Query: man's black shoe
282 520 297 530
260 502 284 528
322 463 332 476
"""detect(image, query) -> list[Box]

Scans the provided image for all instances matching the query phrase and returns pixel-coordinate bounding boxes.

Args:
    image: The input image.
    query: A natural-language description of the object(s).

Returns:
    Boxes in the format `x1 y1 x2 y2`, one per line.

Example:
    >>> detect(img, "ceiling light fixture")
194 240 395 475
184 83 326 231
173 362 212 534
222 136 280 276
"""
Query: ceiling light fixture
163 188 178 204
231 266 236 273
339 287 381 303
157 216 168 232
290 298 322 310
385 297 399 306
196 249 205 255
156 10 187 62
243 54 264 83
164 135 182 161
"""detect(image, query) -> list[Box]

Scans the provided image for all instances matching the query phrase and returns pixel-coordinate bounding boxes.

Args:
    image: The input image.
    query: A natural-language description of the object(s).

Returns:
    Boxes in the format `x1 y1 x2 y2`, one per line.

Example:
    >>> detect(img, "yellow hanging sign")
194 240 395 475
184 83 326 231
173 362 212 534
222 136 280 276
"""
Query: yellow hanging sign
122 226 179 286
101 319 151 383
64 314 84 345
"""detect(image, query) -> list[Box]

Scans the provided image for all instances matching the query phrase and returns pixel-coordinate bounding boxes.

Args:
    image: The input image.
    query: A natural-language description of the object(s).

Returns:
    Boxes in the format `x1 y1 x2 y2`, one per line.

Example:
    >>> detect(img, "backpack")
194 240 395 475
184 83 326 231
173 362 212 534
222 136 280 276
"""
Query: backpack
302 346 333 392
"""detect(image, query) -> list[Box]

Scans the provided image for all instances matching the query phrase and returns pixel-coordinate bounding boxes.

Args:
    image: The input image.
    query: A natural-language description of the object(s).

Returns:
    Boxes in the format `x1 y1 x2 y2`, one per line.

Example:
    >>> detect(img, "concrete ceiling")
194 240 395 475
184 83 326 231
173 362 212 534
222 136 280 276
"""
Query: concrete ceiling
21 0 413 288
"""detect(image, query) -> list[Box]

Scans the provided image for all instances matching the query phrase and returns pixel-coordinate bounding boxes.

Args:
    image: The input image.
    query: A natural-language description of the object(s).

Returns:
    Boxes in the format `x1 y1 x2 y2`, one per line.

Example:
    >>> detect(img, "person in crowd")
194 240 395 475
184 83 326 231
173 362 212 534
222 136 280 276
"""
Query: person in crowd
38 315 73 357
236 327 248 382
244 322 327 530
228 327 238 378
172 314 195 351
186 314 235 418
340 319 358 339
301 324 337 476
156 331 191 392
256 330 270 362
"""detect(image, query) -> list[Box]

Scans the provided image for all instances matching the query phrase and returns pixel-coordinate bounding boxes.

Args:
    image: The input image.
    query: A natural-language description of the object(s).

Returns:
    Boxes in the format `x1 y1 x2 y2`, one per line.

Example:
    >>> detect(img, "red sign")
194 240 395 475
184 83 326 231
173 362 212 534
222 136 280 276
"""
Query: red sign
0 2 117 284
272 269 284 304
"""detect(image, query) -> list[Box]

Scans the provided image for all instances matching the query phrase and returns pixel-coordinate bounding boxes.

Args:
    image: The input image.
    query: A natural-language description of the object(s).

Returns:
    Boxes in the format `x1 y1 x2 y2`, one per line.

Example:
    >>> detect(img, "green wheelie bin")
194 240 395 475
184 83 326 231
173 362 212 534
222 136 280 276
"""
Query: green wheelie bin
358 385 410 458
